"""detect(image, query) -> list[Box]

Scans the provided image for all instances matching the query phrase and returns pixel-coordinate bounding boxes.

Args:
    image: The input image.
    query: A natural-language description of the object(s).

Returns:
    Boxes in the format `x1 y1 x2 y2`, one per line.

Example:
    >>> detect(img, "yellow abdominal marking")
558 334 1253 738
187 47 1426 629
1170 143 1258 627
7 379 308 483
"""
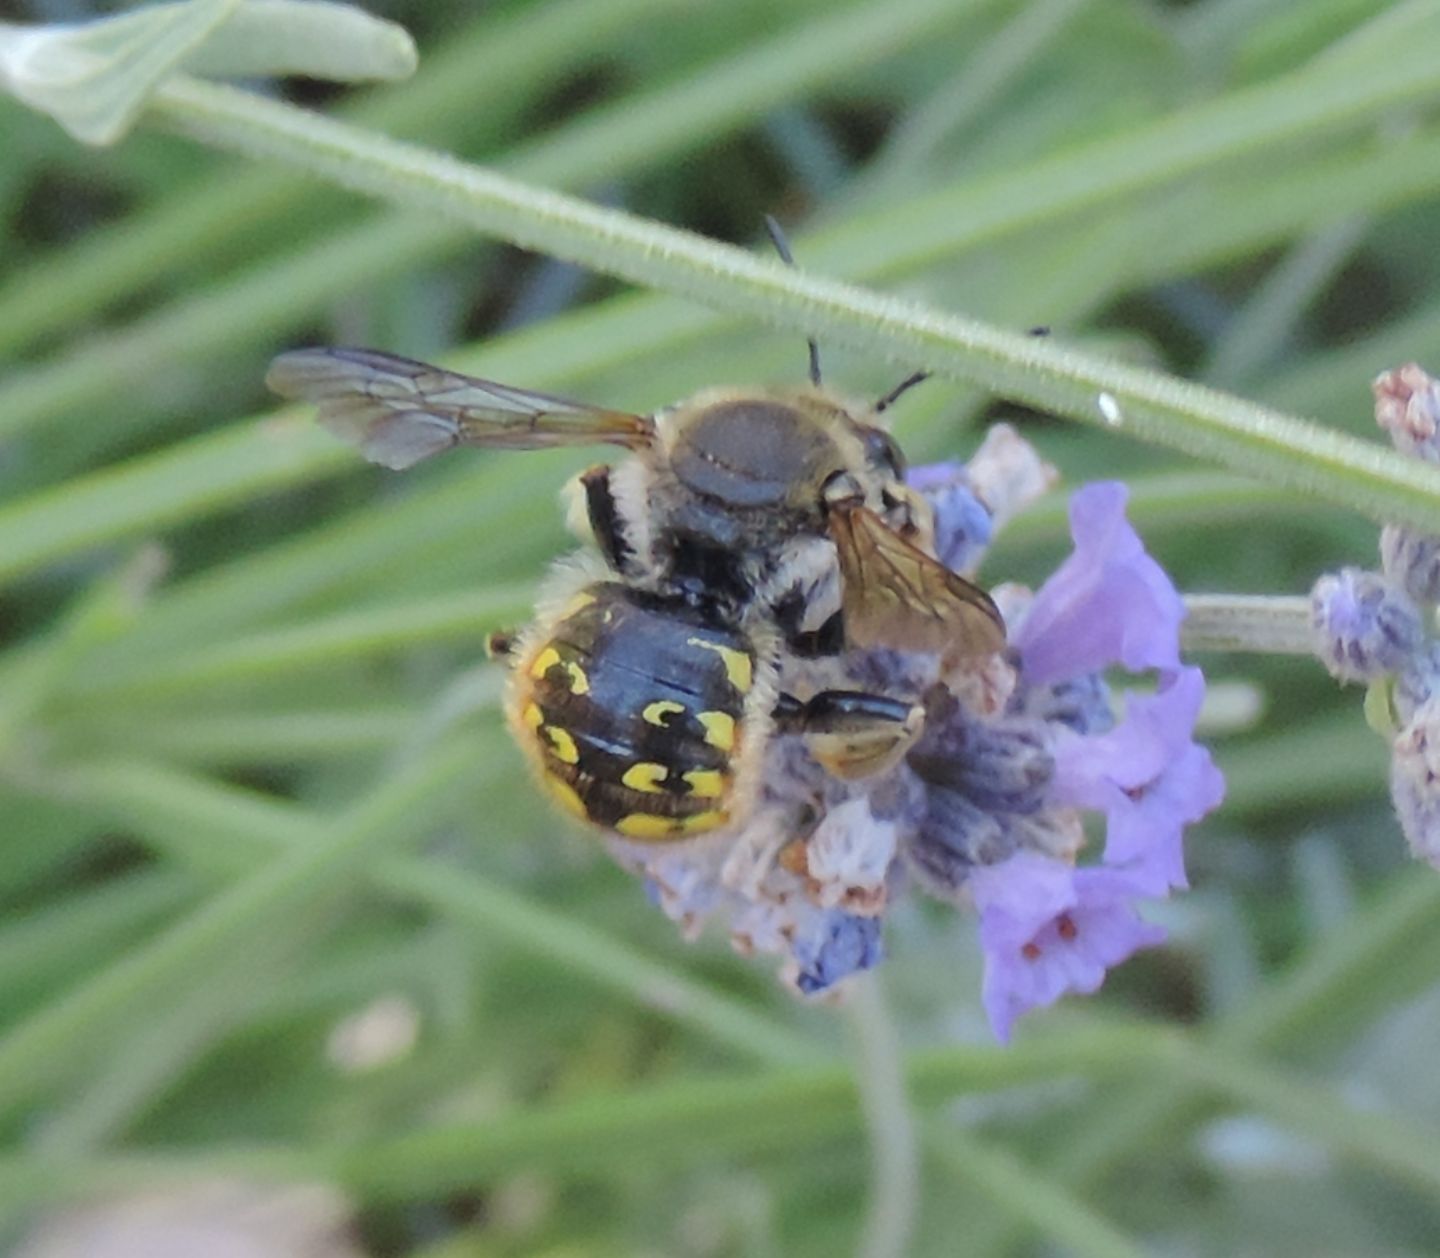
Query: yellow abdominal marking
621 762 669 794
615 813 681 840
642 699 686 727
686 638 753 692
614 809 730 840
543 773 589 821
562 591 596 617
522 703 544 729
544 726 580 764
682 769 726 798
529 646 562 680
564 662 590 695
697 710 736 752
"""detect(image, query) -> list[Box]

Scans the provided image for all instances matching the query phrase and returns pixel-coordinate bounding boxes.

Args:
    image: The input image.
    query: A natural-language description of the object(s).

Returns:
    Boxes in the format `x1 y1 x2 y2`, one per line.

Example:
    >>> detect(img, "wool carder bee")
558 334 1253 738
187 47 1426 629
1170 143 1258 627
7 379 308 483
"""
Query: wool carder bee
267 344 1005 843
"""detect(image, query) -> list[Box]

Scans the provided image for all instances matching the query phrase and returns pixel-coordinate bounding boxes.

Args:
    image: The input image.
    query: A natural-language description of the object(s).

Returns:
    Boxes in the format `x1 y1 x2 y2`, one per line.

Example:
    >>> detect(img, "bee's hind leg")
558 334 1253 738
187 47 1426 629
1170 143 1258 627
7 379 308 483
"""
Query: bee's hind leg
773 690 923 780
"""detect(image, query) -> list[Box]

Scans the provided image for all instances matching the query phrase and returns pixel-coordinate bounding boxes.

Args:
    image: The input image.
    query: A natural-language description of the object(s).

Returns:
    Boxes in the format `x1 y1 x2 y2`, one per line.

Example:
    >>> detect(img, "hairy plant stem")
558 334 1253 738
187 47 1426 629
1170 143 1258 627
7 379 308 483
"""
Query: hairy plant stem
1181 594 1314 655
131 66 1440 534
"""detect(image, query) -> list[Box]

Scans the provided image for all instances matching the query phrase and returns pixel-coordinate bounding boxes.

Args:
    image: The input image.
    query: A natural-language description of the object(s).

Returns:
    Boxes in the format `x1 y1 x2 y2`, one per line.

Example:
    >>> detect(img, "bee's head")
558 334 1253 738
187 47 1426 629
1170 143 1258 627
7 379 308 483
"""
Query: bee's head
660 388 904 523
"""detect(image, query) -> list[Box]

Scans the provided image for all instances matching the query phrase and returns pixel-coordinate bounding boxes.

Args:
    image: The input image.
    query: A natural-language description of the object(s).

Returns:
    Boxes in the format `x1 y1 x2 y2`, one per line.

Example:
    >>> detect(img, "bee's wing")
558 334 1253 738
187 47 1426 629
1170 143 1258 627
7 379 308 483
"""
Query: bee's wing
829 505 1005 657
266 347 656 470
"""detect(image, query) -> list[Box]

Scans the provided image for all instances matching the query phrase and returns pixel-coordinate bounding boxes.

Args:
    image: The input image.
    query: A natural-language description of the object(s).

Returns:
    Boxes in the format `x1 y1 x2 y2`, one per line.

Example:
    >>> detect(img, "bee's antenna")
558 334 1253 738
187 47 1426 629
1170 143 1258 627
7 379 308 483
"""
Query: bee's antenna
874 370 930 414
763 214 822 387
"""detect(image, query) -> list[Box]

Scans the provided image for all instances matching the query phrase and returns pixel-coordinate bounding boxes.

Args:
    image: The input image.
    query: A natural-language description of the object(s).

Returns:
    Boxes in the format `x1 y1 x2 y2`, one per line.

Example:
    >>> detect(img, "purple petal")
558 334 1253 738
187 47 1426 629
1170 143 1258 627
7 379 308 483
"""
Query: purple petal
1013 482 1184 687
970 855 1167 1042
1048 668 1224 892
907 462 994 572
907 460 965 492
970 851 1074 950
791 909 885 994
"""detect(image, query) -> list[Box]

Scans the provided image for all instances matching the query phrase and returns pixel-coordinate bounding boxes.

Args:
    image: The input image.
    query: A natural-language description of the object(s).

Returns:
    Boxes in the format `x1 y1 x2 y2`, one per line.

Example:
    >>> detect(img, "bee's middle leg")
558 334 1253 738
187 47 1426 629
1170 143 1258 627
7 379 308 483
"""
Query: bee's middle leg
773 690 923 780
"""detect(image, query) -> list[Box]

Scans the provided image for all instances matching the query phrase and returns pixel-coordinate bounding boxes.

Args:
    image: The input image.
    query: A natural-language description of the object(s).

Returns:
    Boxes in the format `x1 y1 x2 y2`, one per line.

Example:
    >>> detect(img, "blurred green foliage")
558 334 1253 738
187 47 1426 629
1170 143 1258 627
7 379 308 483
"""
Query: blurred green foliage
4 0 1440 1254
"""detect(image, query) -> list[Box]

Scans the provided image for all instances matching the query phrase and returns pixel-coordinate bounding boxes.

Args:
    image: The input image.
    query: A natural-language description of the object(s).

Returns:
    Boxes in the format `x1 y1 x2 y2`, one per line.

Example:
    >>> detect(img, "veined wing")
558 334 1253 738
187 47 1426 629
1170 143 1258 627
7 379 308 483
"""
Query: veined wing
830 505 1005 657
266 347 655 470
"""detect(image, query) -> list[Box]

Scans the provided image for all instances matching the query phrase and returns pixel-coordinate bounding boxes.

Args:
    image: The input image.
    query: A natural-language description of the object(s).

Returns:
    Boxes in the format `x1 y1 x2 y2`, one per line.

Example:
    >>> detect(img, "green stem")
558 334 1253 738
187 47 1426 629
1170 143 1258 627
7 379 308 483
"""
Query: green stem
3 119 1437 596
0 0 986 446
847 975 919 1258
1181 594 1315 655
127 49 1440 531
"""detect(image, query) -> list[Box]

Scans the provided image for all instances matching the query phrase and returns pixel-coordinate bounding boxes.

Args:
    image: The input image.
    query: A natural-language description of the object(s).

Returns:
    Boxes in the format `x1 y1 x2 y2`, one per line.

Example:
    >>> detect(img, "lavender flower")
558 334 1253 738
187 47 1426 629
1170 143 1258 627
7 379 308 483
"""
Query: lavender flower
1305 363 1440 872
606 444 1221 1040
970 854 1168 1043
1012 482 1184 686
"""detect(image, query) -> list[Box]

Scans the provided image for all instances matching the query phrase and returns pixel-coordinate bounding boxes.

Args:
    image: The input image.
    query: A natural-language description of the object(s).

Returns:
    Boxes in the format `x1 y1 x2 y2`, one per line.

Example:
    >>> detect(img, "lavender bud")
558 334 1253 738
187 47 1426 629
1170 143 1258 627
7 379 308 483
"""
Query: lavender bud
1390 699 1440 869
1374 363 1440 463
1014 670 1115 736
929 481 994 574
961 424 1058 530
791 911 884 994
866 768 928 826
1380 523 1440 605
806 799 898 914
908 693 1054 813
1310 567 1423 682
1396 641 1440 725
903 787 1012 896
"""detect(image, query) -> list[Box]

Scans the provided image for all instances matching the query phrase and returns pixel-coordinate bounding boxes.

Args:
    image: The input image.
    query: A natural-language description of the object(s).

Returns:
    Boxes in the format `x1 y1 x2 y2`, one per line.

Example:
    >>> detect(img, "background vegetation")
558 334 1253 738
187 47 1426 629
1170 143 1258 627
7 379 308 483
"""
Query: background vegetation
4 0 1440 1253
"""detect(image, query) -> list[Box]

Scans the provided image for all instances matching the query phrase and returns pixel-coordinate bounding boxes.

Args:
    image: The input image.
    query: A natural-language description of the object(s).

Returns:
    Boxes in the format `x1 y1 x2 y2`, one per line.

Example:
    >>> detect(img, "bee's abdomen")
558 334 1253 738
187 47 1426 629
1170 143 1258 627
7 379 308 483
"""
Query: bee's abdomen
512 583 755 841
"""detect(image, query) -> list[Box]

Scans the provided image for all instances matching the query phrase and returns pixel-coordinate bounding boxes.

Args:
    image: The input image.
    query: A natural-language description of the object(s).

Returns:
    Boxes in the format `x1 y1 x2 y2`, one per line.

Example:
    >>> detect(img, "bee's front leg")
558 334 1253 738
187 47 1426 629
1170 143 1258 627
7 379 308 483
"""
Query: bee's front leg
773 690 923 780
559 463 638 575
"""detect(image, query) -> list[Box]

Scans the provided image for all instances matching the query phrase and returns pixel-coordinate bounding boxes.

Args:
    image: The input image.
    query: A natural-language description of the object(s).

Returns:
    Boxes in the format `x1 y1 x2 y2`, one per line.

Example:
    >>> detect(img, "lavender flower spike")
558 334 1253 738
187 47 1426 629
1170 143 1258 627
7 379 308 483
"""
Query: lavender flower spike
1013 482 1184 687
969 852 1167 1043
1310 567 1422 683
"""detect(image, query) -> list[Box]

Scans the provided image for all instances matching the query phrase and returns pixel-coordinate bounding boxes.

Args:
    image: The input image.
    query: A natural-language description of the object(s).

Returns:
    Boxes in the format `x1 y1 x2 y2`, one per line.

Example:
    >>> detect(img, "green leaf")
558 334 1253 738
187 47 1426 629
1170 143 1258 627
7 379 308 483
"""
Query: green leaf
0 0 413 145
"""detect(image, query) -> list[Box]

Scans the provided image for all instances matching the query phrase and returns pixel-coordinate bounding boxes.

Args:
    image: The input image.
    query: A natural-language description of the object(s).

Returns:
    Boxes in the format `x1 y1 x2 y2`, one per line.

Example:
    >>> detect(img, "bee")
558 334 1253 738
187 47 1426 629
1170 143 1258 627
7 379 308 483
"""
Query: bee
267 340 1003 844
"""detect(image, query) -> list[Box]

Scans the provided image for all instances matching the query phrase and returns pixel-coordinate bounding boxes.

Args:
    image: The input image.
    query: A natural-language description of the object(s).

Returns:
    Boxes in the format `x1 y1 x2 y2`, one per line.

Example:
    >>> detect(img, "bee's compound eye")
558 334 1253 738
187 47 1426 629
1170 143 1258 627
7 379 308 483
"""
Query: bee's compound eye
859 425 905 477
822 470 866 511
